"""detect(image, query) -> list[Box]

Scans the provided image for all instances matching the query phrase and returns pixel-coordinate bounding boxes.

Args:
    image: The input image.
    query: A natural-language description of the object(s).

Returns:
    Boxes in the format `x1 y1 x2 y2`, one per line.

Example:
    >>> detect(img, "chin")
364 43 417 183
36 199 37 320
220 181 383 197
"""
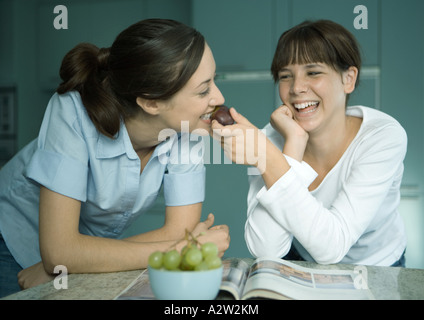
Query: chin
296 120 316 133
189 122 211 136
193 128 211 136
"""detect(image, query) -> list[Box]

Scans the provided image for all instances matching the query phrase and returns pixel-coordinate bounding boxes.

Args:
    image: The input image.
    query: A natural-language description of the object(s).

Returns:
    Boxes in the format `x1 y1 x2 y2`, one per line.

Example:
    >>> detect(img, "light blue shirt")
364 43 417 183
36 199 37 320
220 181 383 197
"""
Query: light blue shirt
0 91 206 268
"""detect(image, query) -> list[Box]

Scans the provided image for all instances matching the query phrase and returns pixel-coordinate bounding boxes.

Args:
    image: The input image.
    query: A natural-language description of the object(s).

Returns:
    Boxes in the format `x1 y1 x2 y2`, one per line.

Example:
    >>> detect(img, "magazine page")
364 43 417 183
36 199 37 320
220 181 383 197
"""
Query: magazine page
242 257 374 300
219 257 251 299
115 269 155 300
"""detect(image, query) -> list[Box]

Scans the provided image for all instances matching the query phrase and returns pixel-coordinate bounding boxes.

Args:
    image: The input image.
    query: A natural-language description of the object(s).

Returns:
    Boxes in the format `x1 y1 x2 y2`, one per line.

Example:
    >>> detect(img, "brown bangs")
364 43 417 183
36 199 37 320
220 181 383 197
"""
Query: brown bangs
271 20 361 83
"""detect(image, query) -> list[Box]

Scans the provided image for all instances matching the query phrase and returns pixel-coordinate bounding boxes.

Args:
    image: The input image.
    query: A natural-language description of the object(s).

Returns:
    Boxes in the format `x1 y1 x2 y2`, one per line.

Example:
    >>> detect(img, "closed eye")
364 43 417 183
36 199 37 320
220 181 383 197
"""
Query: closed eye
278 73 291 81
308 71 322 76
199 87 211 97
198 74 217 97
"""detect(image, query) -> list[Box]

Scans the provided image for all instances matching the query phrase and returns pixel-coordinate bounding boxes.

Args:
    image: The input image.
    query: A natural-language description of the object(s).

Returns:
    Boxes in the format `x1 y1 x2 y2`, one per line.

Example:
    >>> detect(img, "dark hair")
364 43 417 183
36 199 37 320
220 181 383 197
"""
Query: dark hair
57 19 205 138
271 20 361 86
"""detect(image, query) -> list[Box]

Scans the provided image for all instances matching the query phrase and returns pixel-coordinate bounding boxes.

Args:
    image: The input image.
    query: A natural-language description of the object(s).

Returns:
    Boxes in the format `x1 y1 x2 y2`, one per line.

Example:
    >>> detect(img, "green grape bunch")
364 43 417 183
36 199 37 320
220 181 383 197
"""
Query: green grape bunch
148 230 222 271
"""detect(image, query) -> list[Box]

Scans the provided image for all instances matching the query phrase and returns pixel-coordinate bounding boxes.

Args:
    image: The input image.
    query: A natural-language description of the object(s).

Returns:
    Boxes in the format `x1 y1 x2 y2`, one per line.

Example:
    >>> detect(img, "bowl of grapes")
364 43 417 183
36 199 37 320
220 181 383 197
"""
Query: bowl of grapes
147 231 223 300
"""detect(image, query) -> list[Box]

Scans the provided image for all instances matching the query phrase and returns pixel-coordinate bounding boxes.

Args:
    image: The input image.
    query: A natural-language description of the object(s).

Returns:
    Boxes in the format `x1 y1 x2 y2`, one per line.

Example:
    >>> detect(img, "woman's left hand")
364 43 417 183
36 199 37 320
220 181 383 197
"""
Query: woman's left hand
17 261 54 290
190 213 230 257
270 105 308 161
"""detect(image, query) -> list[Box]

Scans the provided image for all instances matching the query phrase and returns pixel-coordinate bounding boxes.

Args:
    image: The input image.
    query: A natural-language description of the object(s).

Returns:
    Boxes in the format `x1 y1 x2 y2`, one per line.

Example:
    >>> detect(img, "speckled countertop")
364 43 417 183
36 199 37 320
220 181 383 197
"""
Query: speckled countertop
2 269 142 300
2 260 424 300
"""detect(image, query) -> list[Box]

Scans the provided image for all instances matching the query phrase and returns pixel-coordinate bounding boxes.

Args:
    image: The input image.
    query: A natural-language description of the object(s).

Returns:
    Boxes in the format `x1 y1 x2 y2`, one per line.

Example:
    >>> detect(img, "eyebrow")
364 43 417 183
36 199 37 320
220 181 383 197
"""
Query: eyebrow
305 64 324 69
279 63 324 73
196 78 212 89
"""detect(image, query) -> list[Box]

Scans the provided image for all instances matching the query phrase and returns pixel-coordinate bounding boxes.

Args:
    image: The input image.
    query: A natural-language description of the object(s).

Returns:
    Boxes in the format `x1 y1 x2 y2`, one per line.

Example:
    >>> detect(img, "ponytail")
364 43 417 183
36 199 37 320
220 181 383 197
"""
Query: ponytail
57 43 122 138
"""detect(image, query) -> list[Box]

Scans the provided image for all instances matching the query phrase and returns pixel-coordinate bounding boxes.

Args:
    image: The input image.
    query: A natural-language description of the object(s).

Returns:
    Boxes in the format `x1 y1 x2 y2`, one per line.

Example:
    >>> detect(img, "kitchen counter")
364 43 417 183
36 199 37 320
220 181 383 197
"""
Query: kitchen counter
2 260 424 300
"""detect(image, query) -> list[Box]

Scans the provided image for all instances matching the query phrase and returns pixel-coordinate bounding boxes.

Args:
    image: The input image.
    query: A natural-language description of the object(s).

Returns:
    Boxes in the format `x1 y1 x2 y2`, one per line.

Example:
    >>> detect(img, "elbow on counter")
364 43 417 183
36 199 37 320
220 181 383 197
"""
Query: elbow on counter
246 238 347 264
244 224 291 259
40 250 67 275
306 232 352 265
247 244 290 260
307 245 348 265
312 255 344 265
245 228 348 265
40 242 79 275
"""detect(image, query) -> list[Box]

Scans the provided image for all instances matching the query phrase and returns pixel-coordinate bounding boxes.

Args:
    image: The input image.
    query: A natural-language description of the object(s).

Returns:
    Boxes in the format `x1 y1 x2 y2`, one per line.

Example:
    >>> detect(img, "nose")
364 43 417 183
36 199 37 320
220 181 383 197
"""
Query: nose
210 82 225 106
291 76 309 95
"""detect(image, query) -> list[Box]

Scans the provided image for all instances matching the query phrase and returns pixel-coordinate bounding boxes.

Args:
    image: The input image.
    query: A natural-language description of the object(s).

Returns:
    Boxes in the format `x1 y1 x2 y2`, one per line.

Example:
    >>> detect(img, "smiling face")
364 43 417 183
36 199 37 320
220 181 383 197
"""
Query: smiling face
271 20 362 136
155 44 225 135
278 63 357 134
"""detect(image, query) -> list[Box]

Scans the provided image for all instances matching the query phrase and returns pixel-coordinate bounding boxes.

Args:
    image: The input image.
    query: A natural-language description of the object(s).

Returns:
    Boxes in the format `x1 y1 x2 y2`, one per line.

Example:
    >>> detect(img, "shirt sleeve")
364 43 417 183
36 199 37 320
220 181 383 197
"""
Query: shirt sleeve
245 158 317 258
163 133 206 206
25 92 89 201
245 122 407 264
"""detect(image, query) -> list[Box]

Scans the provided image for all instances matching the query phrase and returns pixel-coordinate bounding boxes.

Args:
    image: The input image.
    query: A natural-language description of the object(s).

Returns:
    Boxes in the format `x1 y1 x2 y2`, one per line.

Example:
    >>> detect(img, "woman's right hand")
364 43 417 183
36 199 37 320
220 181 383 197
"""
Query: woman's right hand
191 213 230 257
270 105 308 161
17 261 54 290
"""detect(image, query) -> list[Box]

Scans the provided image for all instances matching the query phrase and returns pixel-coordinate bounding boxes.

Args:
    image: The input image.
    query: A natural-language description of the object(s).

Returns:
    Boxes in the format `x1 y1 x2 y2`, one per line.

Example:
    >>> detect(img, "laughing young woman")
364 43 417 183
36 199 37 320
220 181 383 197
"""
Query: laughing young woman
212 20 407 267
0 19 230 297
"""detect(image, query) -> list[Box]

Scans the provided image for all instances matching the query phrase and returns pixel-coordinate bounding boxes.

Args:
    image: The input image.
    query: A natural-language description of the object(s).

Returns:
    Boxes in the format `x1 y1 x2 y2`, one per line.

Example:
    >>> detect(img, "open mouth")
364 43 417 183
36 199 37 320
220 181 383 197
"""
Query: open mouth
200 106 219 120
293 101 319 114
200 112 213 120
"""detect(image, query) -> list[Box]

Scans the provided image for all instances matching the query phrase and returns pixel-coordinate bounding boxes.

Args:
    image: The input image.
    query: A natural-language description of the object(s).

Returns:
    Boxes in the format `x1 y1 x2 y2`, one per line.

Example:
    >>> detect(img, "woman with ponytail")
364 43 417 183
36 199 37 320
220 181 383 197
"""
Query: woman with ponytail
0 19 230 296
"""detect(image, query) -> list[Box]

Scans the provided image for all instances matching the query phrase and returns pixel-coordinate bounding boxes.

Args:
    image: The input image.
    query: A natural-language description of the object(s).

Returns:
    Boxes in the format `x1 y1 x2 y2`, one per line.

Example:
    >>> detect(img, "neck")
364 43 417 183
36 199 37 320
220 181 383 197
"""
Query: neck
125 115 162 153
305 115 356 167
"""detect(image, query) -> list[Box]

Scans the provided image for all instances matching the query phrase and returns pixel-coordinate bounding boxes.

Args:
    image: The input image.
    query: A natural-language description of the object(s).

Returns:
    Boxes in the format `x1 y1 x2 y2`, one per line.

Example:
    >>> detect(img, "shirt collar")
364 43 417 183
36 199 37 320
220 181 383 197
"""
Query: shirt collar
96 121 137 159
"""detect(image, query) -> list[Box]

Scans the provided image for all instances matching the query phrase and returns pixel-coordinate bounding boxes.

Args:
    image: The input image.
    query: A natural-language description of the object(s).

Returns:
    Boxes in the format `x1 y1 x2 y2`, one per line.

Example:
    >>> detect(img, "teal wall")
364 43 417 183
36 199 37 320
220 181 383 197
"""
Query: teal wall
1 0 423 268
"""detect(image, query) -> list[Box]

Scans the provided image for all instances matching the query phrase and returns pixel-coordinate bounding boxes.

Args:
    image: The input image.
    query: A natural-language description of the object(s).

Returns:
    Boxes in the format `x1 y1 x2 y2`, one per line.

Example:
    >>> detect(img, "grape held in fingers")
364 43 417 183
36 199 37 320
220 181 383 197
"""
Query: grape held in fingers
211 105 234 125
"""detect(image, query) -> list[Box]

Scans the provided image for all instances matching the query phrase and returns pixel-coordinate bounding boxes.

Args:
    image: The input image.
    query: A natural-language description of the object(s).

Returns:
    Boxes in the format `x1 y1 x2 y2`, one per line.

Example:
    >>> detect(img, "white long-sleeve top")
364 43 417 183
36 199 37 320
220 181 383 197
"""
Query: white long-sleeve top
245 106 407 266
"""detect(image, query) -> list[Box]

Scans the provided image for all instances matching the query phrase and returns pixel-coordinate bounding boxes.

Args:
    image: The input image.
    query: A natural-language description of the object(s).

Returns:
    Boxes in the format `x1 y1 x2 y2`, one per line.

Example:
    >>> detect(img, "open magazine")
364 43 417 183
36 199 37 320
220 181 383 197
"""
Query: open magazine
115 257 374 300
220 257 374 300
